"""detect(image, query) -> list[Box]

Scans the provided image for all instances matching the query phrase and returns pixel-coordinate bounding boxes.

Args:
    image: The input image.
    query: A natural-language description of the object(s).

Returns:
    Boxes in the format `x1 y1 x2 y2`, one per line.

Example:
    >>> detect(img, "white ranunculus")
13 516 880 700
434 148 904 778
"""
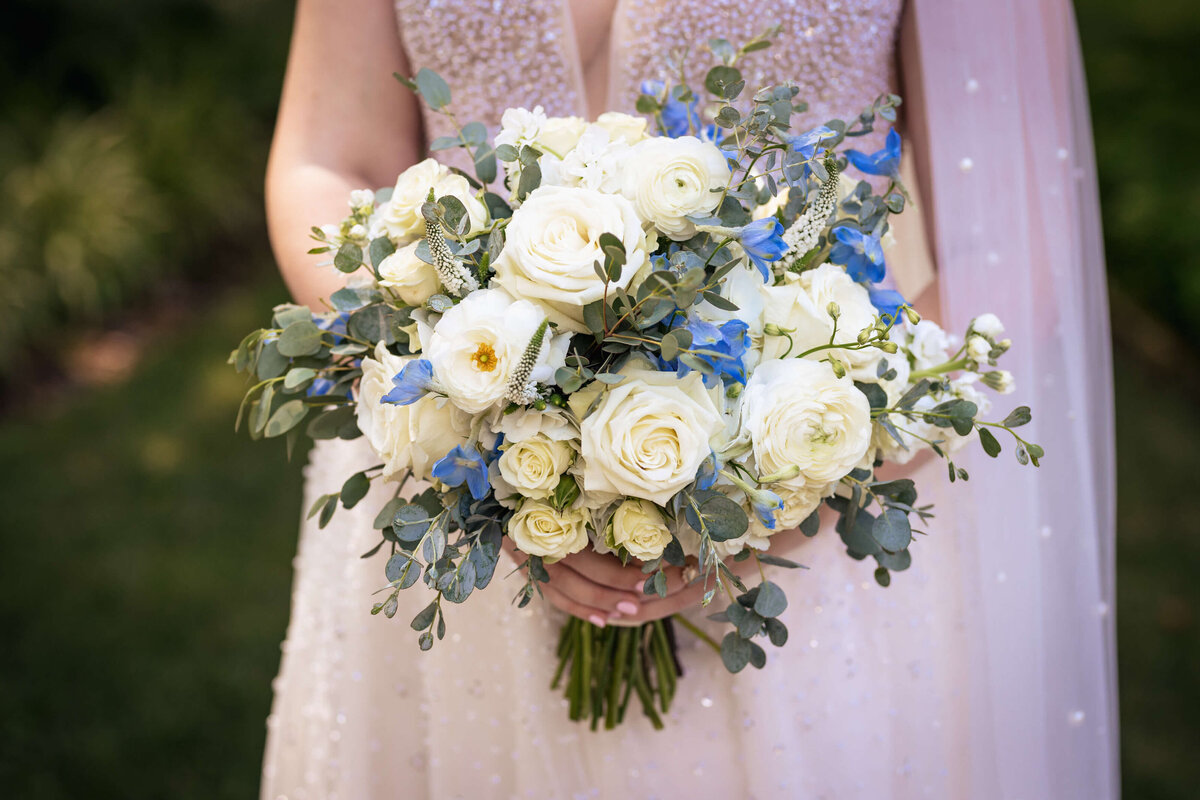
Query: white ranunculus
622 136 730 240
741 357 873 489
574 367 724 505
382 158 488 243
972 313 1005 339
594 112 648 144
507 500 590 563
492 405 576 443
760 263 883 379
425 288 570 415
492 185 653 331
377 242 439 306
609 499 673 560
496 435 575 501
907 319 953 372
356 343 472 481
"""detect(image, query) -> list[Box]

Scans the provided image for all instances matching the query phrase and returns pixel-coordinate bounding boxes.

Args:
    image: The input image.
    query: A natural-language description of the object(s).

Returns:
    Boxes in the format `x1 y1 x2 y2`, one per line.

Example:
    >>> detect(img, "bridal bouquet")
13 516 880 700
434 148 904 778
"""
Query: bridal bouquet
231 29 1041 730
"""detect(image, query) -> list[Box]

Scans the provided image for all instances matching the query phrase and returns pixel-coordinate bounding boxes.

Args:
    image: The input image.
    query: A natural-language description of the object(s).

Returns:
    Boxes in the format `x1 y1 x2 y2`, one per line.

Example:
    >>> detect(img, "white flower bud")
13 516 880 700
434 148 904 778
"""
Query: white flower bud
826 301 841 320
349 189 375 211
972 313 1005 338
981 369 1015 394
967 335 992 362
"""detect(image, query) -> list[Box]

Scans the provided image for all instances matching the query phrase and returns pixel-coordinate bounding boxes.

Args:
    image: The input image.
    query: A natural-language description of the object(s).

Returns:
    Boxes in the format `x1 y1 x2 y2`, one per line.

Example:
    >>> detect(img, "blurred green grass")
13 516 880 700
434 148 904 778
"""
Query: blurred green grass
0 276 305 798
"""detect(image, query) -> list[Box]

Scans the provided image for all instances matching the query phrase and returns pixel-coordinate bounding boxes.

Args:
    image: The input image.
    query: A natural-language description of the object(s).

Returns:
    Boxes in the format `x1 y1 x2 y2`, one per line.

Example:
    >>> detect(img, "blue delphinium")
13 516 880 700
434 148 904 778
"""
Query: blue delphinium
787 125 838 160
640 80 718 141
694 452 719 492
829 226 886 284
736 217 788 281
668 317 750 387
845 128 901 179
382 358 433 406
431 445 490 501
746 486 784 530
868 287 907 323
315 311 350 345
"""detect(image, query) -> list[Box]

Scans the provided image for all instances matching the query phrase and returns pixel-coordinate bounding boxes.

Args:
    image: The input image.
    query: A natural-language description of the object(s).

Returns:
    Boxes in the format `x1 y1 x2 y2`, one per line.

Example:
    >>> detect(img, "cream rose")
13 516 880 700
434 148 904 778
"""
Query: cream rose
377 241 440 306
575 368 724 505
425 288 570 415
609 499 673 560
595 112 648 144
492 185 653 331
507 500 590 563
356 343 472 481
760 263 883 379
536 116 588 157
497 435 575 501
382 158 487 243
741 358 872 489
621 136 730 240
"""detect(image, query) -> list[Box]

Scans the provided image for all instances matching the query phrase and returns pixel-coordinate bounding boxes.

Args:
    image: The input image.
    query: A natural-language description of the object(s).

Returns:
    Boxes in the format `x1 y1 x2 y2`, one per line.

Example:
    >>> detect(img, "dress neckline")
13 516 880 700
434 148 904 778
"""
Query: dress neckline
559 0 624 119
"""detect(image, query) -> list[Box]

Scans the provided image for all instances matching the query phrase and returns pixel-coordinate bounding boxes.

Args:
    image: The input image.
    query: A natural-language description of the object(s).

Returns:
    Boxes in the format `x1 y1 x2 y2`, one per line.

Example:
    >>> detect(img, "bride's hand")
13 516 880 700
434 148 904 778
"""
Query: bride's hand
501 539 692 627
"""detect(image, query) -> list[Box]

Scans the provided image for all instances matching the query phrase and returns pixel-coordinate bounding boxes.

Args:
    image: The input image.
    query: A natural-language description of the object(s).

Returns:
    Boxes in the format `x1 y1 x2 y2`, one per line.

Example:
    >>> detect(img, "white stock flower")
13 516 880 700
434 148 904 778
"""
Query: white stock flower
574 368 724 506
554 125 631 193
382 158 487 243
356 343 472 481
907 319 953 372
492 185 653 331
972 313 1005 339
507 500 590 563
621 136 730 240
741 358 873 490
760 263 882 379
425 288 569 415
377 241 440 306
609 499 673 560
494 106 548 150
496 435 574 501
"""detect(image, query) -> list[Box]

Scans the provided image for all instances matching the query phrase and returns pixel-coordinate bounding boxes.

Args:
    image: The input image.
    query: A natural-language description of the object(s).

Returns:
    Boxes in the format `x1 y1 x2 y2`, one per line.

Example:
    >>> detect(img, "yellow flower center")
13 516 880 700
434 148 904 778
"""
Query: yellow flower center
471 342 499 372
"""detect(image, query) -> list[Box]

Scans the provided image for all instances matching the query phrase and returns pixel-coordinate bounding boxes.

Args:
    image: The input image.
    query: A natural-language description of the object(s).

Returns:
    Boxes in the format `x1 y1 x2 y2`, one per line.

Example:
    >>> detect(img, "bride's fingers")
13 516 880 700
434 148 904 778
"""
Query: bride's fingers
554 547 645 590
539 583 615 627
545 559 644 615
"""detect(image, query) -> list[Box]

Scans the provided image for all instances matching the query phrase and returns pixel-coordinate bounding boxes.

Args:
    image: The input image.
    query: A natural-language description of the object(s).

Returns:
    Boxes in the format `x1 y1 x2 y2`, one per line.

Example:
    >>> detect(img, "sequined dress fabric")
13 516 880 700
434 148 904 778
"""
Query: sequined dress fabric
260 3 973 798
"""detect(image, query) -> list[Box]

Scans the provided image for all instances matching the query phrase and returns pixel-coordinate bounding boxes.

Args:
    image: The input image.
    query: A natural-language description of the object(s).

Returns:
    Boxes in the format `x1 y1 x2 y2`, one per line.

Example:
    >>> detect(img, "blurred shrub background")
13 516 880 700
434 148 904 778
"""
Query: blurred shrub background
0 0 1196 797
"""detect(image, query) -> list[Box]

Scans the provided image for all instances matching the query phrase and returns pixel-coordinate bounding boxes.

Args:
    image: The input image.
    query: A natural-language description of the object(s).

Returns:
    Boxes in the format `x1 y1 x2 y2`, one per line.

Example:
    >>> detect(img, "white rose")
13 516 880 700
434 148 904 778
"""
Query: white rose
425 288 570 414
609 500 672 560
972 313 1005 339
622 136 730 240
492 185 653 332
507 500 590 563
497 435 575 501
356 343 472 481
760 263 883 380
741 358 873 489
383 158 487 243
574 367 724 505
536 116 587 157
907 319 952 372
377 242 439 306
595 111 648 144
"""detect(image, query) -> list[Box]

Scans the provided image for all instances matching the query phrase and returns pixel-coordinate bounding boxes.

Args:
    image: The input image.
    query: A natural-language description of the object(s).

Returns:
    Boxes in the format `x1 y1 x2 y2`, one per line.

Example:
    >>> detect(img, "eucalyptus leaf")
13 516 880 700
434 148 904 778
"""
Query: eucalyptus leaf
415 67 451 109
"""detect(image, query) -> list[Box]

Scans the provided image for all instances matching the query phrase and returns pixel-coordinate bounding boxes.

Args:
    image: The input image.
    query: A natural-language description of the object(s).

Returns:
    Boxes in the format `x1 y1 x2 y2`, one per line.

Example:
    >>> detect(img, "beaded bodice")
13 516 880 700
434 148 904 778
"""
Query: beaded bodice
394 0 903 145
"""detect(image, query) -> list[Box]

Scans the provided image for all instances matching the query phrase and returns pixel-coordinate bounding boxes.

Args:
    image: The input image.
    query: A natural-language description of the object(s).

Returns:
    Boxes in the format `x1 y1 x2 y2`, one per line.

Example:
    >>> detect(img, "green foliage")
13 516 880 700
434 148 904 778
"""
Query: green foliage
0 0 293 374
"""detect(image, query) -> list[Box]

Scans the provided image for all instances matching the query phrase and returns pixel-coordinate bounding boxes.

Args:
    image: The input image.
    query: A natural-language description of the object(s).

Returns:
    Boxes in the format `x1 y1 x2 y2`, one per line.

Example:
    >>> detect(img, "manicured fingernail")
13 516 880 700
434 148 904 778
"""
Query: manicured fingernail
588 614 607 628
633 579 648 591
616 601 639 616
